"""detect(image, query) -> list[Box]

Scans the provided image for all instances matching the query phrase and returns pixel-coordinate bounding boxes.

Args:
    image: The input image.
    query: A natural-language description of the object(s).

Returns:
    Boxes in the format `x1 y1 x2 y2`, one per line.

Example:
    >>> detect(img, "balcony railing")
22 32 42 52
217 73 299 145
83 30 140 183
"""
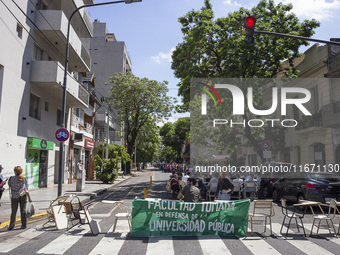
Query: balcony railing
73 115 84 128
78 84 89 105
296 112 323 131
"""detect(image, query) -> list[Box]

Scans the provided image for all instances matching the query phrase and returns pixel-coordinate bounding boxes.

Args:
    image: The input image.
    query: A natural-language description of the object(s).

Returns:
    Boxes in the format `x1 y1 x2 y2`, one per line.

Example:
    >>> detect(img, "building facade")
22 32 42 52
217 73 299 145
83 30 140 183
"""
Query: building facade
0 0 99 187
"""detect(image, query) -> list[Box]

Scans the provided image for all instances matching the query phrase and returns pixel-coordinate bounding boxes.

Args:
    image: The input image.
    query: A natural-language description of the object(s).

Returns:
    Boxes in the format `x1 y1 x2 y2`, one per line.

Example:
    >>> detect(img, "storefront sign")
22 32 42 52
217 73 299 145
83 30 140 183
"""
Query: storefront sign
131 199 250 237
27 137 54 150
86 140 94 149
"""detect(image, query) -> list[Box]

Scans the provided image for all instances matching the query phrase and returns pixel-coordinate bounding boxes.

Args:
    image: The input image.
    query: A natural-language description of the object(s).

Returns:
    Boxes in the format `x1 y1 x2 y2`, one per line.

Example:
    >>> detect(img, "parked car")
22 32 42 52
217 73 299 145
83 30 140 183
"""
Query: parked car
272 171 340 203
258 162 294 198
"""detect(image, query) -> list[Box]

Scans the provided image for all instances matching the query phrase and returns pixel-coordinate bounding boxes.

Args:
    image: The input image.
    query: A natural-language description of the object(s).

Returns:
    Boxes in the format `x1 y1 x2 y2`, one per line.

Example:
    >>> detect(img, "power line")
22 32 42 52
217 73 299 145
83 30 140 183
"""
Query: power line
12 0 80 73
0 0 89 96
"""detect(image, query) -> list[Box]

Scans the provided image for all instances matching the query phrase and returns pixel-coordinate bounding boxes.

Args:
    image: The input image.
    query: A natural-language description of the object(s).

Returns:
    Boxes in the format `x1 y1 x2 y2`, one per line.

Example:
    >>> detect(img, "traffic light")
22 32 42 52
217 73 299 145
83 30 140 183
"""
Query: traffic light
244 16 256 44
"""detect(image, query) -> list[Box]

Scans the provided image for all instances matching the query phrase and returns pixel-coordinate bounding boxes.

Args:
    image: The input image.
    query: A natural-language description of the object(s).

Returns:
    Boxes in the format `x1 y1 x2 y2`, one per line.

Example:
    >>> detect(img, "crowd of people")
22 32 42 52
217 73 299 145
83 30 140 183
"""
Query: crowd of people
165 164 261 203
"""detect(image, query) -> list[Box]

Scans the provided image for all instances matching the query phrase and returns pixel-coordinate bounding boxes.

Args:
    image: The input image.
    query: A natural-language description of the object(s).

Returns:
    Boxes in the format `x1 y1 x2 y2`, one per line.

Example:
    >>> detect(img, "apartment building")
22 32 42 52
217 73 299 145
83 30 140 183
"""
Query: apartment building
89 21 132 148
0 0 99 187
241 42 340 167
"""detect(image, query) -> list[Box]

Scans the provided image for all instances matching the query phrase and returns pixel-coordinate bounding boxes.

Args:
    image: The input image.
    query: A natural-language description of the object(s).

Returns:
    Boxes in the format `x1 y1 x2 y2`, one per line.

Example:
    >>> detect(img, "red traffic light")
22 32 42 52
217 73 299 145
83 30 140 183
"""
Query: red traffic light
244 16 256 28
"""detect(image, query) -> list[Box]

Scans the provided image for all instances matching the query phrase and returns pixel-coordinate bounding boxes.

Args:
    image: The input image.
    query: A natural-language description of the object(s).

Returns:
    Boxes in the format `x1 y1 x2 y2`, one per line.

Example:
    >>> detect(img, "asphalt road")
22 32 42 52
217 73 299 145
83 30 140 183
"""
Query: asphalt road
0 168 339 255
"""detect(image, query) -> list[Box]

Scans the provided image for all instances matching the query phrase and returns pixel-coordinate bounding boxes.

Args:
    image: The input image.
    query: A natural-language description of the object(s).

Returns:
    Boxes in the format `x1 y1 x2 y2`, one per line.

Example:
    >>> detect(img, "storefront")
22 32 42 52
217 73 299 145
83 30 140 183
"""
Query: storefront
26 137 54 189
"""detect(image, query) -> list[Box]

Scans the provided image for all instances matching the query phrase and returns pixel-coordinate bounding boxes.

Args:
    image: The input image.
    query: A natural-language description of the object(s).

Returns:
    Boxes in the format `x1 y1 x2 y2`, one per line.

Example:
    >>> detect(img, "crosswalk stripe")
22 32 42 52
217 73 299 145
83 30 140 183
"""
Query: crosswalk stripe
37 224 91 254
303 223 340 246
240 227 281 255
198 235 232 255
146 236 174 255
271 223 331 255
89 219 130 255
0 228 43 253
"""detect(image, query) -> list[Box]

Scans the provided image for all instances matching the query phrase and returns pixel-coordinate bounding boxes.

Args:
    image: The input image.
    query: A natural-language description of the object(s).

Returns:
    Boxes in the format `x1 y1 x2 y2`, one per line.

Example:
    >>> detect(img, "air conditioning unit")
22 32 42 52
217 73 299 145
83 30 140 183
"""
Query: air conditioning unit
73 133 83 141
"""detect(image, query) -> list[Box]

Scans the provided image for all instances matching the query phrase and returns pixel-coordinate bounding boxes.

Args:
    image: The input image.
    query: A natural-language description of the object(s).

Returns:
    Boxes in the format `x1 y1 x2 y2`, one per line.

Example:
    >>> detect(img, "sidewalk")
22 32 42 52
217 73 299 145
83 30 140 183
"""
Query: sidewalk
0 171 143 229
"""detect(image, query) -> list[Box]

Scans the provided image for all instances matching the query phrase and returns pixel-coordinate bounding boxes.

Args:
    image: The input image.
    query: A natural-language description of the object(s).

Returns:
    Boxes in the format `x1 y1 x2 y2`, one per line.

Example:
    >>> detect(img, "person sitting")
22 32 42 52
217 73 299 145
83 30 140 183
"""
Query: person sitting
169 174 180 199
182 171 190 185
177 178 200 202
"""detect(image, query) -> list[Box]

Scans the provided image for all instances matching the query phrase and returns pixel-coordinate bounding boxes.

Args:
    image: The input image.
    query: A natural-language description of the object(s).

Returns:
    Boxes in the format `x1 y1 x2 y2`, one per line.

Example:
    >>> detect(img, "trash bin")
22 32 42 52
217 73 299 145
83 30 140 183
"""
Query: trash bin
76 167 85 192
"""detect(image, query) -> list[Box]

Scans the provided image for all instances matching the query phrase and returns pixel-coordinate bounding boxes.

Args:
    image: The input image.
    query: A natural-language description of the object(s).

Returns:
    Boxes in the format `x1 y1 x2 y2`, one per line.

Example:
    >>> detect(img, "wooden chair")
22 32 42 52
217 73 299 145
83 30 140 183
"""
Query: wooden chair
40 195 71 228
280 199 306 236
248 200 275 236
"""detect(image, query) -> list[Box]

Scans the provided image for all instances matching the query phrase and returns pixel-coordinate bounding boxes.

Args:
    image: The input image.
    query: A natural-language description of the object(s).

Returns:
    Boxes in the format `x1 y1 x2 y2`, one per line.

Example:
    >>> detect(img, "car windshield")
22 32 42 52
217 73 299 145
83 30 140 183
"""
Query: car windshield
307 173 340 183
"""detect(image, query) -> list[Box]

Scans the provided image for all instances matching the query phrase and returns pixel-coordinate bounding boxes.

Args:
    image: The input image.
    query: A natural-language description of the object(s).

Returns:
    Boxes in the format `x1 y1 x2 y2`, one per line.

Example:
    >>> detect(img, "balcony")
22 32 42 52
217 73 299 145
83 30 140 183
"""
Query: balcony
94 113 116 130
30 60 89 108
34 10 91 72
296 112 323 132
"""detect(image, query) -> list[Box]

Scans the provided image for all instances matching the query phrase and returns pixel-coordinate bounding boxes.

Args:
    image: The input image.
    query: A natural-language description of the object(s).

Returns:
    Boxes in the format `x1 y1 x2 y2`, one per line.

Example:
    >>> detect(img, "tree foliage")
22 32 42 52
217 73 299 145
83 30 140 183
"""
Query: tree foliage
172 0 319 163
136 119 161 165
106 72 173 174
160 117 190 162
171 0 320 111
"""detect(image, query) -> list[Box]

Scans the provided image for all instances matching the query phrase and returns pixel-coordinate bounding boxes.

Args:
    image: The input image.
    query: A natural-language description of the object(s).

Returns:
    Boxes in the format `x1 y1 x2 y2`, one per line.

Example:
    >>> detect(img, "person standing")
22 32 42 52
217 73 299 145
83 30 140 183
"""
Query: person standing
0 165 7 204
8 166 32 230
177 178 200 202
217 175 234 200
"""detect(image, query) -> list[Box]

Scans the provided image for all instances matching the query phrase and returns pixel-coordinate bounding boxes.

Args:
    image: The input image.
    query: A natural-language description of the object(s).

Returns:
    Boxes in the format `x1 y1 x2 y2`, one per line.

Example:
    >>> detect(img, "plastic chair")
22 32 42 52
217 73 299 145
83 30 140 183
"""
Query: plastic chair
206 182 218 201
112 202 131 233
248 200 275 236
311 199 337 236
243 181 257 200
280 199 306 236
231 182 242 200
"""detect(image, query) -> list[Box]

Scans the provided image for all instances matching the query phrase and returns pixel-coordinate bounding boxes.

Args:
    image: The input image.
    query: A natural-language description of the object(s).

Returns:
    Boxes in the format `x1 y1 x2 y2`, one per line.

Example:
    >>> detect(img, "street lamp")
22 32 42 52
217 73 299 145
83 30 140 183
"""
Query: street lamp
58 0 142 196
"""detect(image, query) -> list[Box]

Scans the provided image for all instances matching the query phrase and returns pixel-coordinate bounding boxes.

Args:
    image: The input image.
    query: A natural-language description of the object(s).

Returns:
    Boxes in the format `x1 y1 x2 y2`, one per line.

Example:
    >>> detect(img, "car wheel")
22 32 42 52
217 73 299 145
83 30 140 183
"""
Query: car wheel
297 193 305 203
262 186 268 198
272 189 279 202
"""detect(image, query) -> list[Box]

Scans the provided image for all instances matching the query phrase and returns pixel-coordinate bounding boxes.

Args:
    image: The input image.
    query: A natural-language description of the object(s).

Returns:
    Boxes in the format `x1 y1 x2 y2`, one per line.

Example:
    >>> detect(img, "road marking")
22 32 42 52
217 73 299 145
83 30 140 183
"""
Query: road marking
303 223 340 245
0 228 43 253
271 223 332 255
198 235 232 255
89 220 129 255
37 224 91 254
240 227 281 255
146 236 174 255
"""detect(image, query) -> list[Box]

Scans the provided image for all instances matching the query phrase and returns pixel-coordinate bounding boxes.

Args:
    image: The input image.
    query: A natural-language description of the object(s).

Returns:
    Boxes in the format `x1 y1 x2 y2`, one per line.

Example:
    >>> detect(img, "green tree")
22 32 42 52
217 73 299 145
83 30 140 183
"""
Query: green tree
159 118 190 162
172 0 319 162
161 146 177 163
172 0 319 110
94 143 130 183
136 119 161 166
107 72 173 174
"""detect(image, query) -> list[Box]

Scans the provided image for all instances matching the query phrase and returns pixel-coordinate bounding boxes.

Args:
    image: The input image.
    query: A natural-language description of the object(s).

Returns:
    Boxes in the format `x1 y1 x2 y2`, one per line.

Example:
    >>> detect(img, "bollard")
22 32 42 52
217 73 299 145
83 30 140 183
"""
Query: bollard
144 188 147 199
150 176 152 185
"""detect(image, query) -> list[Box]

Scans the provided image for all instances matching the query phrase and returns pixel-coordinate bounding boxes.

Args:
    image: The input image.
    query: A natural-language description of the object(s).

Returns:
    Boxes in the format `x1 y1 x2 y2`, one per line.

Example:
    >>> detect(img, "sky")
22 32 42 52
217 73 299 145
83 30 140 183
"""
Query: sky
88 0 340 123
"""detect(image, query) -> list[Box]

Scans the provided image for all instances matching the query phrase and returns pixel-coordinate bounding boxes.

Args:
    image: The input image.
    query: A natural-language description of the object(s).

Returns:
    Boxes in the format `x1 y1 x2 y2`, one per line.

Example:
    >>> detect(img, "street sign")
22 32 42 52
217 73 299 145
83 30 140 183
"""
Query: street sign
261 141 270 150
263 150 272 159
55 128 69 142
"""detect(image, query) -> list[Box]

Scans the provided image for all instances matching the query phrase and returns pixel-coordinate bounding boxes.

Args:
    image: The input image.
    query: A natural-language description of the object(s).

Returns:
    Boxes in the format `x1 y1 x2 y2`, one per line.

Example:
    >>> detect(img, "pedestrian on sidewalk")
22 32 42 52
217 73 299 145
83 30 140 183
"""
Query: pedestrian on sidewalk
7 166 32 230
0 165 7 204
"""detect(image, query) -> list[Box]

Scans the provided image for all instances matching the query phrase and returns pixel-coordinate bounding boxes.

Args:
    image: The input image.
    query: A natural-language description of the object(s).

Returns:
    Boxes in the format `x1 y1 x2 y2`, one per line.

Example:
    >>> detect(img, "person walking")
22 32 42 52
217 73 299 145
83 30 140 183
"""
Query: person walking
7 166 32 230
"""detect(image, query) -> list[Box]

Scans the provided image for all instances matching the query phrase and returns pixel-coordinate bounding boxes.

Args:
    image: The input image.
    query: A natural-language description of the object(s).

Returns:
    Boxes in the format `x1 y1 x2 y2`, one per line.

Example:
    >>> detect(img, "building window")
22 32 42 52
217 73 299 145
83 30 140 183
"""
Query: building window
29 93 41 120
57 109 62 126
16 23 23 39
45 101 49 111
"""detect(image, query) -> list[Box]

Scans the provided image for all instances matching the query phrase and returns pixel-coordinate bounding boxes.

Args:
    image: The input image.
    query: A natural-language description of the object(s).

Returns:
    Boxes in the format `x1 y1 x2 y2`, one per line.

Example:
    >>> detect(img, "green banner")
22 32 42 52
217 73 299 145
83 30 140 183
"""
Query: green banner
27 137 54 150
131 199 250 237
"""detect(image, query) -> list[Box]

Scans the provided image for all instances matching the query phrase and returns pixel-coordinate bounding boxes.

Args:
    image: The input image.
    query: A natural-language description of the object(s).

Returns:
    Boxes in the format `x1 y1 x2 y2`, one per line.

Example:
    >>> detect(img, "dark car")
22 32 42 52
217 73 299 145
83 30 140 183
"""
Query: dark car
258 162 294 199
272 171 340 203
